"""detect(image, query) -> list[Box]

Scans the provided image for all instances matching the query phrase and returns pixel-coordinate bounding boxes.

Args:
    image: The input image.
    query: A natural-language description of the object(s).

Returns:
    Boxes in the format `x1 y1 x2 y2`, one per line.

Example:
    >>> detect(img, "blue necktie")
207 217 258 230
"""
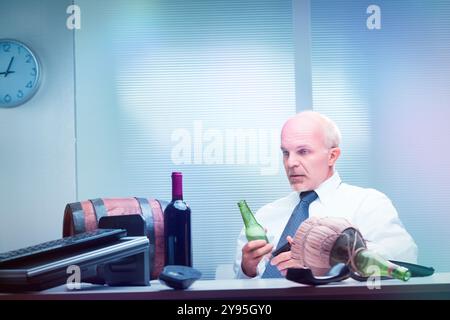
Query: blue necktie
261 190 318 278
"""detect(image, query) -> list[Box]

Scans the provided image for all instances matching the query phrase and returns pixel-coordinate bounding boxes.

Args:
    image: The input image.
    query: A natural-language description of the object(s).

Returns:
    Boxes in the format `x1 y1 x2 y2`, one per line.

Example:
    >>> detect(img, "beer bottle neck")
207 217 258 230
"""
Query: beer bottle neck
238 201 258 228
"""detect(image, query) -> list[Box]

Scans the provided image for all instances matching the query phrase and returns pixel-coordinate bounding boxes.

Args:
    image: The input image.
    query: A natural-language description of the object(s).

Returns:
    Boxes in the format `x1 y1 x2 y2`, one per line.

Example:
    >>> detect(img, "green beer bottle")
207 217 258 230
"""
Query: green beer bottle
354 249 411 281
330 228 411 281
237 200 269 242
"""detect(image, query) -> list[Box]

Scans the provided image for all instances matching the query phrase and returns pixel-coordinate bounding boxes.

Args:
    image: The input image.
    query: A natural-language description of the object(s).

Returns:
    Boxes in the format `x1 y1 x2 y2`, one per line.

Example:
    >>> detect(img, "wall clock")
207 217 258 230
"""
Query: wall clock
0 39 41 108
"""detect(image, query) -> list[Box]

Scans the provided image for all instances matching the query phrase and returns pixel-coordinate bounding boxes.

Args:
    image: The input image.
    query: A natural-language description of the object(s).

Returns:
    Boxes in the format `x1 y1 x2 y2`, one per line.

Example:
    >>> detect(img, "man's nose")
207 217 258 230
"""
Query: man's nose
286 155 300 168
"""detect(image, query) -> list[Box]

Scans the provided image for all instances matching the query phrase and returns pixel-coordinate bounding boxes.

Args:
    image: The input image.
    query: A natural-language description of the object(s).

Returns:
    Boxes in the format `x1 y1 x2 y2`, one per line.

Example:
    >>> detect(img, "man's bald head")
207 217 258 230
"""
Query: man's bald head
280 111 341 192
281 111 341 149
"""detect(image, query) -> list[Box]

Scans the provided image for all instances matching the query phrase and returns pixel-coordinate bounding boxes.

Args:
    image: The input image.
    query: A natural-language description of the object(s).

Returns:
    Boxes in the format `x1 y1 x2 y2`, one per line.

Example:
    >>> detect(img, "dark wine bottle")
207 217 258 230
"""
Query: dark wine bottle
164 172 192 267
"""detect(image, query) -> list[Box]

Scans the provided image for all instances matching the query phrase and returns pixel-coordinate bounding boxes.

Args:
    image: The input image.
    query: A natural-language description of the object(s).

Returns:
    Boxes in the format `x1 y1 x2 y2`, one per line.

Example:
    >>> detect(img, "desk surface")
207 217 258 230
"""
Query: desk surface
2 273 450 300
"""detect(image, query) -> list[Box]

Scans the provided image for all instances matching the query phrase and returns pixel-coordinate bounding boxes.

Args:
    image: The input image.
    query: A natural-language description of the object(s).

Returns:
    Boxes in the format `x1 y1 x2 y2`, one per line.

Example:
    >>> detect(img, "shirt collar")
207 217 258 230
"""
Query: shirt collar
311 171 341 204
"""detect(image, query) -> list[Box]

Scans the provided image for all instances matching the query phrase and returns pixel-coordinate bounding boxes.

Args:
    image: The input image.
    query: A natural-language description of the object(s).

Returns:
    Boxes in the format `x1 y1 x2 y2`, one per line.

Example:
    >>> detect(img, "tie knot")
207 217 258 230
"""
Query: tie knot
299 190 318 204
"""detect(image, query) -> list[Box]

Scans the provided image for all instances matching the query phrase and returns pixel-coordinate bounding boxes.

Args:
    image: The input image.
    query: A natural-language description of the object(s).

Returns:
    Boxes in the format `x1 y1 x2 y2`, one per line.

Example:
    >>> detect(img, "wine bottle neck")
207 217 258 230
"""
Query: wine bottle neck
172 194 183 201
172 172 183 201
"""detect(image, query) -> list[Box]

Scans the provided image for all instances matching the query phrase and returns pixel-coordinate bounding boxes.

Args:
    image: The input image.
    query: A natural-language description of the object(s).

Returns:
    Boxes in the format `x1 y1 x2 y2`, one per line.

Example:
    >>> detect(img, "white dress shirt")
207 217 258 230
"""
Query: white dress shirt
234 171 418 279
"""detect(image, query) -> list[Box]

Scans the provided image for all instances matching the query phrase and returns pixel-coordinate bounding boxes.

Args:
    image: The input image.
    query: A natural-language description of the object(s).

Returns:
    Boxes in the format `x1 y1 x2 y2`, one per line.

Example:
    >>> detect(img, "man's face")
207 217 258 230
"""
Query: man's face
281 116 339 192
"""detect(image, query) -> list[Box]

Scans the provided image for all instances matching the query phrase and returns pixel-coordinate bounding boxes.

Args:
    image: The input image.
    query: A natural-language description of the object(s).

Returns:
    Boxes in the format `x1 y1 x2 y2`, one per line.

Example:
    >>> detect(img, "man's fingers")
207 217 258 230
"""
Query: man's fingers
250 244 273 259
270 250 291 266
245 239 267 251
276 259 295 272
287 235 294 244
242 241 272 260
276 258 305 276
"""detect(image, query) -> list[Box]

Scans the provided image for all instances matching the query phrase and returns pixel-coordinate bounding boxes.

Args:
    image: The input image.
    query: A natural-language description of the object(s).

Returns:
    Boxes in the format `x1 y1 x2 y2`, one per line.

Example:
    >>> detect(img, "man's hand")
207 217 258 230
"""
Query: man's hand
241 240 273 277
267 236 303 276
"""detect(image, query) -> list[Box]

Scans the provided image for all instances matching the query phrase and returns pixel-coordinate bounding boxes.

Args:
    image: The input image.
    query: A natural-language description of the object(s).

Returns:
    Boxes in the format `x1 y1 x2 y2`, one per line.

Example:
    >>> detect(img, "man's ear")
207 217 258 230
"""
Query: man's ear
328 147 341 166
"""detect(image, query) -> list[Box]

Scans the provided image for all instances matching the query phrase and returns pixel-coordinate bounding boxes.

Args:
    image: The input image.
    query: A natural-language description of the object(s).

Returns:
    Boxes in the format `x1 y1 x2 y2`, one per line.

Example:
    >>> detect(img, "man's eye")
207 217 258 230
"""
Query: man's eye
298 149 309 155
282 151 289 157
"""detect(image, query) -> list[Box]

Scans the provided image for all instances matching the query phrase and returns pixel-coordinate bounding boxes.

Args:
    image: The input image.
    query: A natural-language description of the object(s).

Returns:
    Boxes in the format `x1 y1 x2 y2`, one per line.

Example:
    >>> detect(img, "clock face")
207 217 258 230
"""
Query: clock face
0 39 41 108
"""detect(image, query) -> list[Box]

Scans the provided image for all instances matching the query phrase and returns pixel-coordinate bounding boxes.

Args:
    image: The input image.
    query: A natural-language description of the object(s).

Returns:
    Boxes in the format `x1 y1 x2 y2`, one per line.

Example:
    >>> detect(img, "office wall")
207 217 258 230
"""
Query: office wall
0 0 299 279
75 0 297 279
0 0 76 252
306 0 450 271
2 0 449 279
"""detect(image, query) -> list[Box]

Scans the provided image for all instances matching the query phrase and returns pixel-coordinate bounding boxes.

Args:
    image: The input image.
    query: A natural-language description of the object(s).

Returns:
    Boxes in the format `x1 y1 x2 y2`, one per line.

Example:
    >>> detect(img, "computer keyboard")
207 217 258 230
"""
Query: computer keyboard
0 228 127 266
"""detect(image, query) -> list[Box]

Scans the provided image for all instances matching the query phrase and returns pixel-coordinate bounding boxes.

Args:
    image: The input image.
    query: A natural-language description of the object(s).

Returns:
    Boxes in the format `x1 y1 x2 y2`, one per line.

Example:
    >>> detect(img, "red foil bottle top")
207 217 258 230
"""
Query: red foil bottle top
172 172 183 200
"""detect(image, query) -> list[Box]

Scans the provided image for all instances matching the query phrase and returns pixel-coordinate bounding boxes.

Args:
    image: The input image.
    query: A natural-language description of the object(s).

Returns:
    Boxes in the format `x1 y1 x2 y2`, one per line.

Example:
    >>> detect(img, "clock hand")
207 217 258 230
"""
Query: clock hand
6 56 14 72
4 57 14 78
1 71 15 76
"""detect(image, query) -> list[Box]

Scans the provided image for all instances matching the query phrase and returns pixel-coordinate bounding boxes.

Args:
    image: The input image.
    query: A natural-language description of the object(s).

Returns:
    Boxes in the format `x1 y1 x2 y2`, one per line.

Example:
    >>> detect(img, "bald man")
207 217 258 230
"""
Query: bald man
234 111 418 279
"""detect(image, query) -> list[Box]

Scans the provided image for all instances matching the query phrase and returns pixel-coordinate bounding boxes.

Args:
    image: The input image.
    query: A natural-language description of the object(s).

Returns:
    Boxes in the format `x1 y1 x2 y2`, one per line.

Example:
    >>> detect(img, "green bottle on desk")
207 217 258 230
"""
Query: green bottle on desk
354 249 411 281
330 227 411 281
238 200 269 242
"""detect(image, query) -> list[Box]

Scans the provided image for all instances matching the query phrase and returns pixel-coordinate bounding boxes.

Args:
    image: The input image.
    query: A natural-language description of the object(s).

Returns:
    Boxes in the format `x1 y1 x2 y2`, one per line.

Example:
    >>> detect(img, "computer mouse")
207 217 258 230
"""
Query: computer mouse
159 265 202 290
